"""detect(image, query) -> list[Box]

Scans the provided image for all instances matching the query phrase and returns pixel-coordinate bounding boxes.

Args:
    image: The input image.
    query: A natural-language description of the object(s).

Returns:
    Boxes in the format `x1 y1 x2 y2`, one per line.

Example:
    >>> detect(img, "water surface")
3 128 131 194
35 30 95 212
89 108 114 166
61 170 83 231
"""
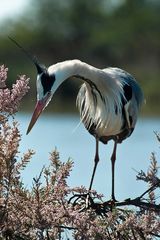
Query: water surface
16 114 160 200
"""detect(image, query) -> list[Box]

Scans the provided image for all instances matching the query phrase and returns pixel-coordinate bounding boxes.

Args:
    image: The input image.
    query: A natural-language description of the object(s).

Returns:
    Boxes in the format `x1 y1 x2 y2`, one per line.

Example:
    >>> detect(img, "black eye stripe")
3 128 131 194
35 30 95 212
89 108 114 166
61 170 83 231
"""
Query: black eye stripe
41 73 55 95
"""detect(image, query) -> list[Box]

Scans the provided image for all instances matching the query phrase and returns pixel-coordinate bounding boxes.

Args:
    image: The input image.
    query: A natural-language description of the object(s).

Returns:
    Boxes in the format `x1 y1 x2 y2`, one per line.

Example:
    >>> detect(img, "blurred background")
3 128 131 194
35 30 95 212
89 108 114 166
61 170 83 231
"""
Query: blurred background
0 0 160 115
0 0 160 199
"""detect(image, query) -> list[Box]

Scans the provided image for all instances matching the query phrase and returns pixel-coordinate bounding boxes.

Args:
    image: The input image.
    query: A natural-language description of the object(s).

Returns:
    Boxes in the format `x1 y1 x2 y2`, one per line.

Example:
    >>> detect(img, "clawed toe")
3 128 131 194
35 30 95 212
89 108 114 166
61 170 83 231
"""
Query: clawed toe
68 193 94 210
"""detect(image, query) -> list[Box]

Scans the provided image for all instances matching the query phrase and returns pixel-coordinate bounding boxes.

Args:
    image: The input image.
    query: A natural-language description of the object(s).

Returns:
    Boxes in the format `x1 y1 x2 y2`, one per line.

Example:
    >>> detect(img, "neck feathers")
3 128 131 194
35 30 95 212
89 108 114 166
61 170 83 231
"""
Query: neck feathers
48 59 116 87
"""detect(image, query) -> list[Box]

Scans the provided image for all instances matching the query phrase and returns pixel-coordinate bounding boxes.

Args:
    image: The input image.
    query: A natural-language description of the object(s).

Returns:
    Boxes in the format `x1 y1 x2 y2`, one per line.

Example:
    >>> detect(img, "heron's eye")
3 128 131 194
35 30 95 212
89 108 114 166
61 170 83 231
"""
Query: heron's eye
41 73 55 95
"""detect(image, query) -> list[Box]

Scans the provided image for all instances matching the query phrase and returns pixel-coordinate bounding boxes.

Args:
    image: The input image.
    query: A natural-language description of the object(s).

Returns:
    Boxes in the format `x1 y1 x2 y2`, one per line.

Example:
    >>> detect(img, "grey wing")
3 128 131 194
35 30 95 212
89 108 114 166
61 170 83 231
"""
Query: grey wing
120 70 144 130
124 72 144 108
103 67 144 108
106 67 144 131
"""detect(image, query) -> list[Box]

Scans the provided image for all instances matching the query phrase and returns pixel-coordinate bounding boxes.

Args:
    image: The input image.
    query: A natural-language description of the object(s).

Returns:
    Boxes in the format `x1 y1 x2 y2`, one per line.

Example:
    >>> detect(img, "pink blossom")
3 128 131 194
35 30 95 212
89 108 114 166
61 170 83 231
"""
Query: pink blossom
0 65 29 114
0 65 8 89
10 75 30 113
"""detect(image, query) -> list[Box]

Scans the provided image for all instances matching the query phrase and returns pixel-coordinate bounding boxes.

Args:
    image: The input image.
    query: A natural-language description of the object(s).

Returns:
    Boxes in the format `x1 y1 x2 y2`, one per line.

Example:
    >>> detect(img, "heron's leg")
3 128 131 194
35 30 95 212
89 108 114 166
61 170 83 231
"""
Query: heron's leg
111 140 118 201
89 138 99 191
69 139 99 208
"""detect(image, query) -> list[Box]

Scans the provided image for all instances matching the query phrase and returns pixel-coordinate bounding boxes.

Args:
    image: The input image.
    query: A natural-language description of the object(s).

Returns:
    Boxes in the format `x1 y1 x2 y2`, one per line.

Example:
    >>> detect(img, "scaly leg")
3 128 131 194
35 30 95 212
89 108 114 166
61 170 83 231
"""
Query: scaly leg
111 140 118 201
68 138 99 209
89 138 99 191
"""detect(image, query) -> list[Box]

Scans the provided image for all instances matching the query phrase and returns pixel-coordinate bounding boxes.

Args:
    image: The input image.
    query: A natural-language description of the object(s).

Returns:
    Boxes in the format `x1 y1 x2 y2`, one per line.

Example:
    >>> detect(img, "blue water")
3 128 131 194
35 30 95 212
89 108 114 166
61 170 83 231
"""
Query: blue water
16 114 160 201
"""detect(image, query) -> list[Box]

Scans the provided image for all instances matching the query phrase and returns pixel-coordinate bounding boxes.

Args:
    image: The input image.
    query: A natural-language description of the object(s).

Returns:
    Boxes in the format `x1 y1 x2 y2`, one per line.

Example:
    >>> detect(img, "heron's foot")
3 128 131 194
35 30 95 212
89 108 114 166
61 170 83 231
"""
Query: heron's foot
110 192 119 203
68 194 121 215
111 197 118 203
105 197 118 211
68 192 94 210
68 193 107 215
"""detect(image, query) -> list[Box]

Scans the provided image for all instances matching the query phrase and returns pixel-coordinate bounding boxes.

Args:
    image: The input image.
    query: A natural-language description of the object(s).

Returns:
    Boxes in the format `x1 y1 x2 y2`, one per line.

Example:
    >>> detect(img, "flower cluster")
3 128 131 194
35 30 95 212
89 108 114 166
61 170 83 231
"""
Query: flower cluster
0 65 29 114
0 65 8 89
1 146 160 239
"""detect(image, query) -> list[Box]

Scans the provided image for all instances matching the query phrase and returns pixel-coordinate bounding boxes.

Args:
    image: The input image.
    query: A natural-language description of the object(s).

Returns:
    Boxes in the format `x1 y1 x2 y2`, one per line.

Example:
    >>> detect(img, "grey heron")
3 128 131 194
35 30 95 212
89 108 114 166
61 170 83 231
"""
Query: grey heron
26 59 143 201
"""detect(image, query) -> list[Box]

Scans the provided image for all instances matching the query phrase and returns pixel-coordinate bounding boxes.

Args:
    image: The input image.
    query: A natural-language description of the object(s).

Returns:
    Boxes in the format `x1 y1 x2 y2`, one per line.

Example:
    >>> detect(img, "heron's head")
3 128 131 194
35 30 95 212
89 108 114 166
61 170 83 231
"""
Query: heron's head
8 37 58 134
27 63 56 134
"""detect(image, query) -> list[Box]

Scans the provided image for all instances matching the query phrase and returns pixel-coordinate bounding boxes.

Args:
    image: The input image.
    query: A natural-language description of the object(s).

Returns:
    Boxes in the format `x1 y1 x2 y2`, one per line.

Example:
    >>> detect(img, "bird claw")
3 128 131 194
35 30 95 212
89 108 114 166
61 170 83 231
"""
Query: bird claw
111 197 118 204
103 197 119 212
68 193 121 216
68 192 94 210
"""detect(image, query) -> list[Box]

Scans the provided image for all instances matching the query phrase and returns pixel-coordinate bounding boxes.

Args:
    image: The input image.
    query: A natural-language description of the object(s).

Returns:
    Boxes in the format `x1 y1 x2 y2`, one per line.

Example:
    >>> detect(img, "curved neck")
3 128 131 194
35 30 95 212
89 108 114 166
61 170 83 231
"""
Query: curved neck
48 60 114 89
48 60 125 116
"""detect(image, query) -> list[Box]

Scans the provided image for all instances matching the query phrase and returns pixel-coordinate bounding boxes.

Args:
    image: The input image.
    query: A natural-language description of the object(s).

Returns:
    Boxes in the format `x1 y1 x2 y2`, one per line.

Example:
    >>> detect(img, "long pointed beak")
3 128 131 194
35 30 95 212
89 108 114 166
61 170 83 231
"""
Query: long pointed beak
26 100 45 134
26 93 51 134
